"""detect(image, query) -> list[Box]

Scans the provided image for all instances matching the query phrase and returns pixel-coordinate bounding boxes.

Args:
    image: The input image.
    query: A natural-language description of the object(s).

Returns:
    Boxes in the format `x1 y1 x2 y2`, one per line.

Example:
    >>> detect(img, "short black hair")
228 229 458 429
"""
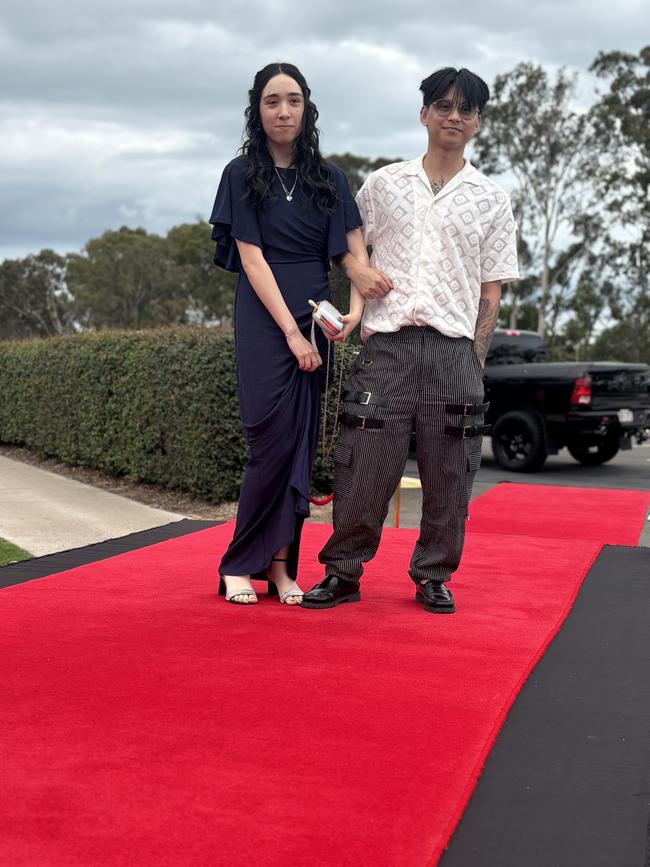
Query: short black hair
419 67 490 112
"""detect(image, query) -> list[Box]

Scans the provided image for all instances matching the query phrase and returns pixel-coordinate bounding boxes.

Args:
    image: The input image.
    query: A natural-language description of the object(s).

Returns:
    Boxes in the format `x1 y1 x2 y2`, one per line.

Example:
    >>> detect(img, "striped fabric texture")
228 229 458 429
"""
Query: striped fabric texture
319 326 485 584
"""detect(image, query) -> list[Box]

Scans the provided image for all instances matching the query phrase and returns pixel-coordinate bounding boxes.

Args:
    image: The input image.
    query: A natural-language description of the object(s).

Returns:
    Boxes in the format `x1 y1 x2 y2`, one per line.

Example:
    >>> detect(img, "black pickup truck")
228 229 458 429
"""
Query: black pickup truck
484 330 650 472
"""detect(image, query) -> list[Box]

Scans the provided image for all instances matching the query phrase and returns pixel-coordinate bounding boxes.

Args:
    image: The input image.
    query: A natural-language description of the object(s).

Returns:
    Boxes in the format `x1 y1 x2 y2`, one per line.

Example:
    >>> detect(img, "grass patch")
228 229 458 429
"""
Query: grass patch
0 538 32 567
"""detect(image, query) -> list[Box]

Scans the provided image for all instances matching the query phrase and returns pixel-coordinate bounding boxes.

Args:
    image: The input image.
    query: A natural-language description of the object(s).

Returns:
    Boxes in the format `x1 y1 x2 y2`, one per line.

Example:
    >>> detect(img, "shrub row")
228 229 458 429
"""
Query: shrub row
0 328 355 502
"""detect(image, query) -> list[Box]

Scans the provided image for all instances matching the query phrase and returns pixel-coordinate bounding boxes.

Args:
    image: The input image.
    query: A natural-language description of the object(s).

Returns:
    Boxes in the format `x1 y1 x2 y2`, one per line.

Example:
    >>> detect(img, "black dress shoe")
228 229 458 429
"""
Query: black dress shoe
415 580 455 614
301 575 361 609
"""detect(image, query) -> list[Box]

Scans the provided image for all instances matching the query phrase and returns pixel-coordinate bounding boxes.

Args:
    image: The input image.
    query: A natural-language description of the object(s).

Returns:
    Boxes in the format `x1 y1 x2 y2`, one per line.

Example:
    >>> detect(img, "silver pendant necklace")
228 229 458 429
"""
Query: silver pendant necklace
274 166 298 202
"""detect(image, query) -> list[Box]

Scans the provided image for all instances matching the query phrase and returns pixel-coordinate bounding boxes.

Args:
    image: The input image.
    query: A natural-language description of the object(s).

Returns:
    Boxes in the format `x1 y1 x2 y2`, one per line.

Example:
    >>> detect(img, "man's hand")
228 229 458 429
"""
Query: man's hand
353 265 394 300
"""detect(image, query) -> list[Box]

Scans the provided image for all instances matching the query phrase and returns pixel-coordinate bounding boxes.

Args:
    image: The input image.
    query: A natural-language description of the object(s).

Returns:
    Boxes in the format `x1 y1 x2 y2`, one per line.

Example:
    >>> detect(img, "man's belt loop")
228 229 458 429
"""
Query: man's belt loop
343 390 388 408
339 411 384 430
445 401 490 415
444 423 491 438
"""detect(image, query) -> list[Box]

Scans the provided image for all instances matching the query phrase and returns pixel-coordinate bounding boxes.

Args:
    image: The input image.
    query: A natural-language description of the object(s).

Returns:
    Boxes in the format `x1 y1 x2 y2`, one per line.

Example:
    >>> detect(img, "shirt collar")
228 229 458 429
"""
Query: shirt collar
404 155 482 193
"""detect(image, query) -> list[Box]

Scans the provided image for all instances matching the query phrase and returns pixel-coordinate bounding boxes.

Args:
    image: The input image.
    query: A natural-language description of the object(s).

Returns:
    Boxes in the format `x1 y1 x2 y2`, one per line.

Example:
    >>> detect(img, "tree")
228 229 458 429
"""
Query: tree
328 153 398 197
475 63 600 337
589 46 650 360
166 220 236 324
0 250 73 339
67 227 187 330
551 251 614 360
588 319 650 363
498 194 537 331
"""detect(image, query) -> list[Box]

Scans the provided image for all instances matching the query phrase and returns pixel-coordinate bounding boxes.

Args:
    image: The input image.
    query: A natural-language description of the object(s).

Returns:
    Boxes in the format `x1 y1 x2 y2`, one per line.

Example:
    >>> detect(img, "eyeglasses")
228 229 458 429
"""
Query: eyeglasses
429 99 479 121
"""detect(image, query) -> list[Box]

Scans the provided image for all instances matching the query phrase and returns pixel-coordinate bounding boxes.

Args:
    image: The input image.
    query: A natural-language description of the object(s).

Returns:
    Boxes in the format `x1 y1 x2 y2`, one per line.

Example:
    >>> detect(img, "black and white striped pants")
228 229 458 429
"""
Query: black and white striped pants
319 326 485 584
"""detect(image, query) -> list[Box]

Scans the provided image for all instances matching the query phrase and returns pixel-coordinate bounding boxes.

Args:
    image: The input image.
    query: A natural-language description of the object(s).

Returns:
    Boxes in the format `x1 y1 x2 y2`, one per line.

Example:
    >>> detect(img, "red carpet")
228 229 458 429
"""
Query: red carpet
467 482 650 544
1 484 648 866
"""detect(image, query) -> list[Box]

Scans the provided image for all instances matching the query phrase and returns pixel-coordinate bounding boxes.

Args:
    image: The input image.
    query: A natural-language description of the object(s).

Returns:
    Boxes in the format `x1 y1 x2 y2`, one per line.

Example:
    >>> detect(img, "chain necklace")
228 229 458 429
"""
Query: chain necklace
274 166 298 202
429 175 445 195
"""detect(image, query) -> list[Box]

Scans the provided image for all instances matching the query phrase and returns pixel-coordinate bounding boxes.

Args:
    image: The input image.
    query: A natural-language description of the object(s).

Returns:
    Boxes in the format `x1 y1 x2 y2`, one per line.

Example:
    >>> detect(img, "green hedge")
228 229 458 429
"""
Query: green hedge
0 328 355 502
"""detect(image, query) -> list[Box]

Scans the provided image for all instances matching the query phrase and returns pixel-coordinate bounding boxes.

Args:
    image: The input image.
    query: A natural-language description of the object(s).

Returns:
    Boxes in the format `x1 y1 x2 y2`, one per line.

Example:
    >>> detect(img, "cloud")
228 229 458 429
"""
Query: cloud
0 0 646 259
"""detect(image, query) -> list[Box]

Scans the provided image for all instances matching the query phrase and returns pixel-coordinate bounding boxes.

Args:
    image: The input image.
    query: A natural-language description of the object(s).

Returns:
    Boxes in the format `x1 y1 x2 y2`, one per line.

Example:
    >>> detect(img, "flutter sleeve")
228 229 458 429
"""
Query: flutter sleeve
208 158 262 272
326 163 363 261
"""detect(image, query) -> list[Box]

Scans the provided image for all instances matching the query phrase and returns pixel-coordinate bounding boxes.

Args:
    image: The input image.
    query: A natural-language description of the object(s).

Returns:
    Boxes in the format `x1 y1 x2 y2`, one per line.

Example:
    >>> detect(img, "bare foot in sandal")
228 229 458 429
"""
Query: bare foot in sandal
219 575 258 605
267 558 303 605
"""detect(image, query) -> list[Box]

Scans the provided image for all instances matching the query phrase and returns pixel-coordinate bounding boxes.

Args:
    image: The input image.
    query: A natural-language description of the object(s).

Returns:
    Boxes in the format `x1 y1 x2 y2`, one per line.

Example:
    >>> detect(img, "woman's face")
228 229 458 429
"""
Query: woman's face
259 73 305 148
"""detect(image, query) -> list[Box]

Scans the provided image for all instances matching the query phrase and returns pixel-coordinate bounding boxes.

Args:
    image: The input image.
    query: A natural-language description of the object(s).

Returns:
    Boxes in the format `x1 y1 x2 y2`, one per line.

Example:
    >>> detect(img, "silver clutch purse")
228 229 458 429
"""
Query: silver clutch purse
309 299 344 336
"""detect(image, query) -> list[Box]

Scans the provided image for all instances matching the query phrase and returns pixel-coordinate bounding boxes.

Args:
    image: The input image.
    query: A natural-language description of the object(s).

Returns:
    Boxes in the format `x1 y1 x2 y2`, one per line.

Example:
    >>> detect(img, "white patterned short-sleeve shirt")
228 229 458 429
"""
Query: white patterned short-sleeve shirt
356 156 519 342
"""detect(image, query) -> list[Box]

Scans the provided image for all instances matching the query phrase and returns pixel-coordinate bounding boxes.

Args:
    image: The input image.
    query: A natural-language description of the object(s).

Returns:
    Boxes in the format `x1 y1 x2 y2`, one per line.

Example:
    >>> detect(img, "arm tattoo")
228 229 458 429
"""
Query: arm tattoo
474 297 499 367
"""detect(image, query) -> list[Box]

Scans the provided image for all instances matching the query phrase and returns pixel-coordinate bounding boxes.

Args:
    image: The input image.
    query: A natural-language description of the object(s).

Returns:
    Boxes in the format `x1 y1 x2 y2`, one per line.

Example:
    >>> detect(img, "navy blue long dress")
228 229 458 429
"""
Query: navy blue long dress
209 157 361 581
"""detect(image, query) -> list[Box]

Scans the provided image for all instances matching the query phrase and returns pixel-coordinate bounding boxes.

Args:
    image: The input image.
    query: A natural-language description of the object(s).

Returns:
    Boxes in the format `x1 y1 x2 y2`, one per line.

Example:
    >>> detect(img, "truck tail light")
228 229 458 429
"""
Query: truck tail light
571 374 592 406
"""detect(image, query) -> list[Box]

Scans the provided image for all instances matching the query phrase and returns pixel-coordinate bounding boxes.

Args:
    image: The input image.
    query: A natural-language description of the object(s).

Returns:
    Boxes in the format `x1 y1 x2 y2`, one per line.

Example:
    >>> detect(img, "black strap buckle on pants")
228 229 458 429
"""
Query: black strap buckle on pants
339 411 384 430
444 423 491 439
343 390 388 408
445 401 490 415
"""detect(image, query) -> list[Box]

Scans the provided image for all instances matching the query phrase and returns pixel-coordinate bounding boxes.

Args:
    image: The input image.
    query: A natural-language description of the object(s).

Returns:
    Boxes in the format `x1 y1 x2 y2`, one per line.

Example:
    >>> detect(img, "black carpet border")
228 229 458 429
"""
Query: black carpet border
440 543 650 867
0 520 219 590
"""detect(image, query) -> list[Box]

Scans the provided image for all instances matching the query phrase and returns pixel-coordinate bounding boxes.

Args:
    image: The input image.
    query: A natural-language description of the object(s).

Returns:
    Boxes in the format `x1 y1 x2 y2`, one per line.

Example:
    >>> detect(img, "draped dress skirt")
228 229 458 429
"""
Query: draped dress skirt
209 157 361 581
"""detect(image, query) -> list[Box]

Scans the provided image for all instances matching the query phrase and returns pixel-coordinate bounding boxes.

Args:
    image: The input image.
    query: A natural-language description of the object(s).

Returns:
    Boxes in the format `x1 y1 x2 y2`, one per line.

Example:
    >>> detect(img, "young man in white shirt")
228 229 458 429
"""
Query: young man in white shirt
303 68 519 613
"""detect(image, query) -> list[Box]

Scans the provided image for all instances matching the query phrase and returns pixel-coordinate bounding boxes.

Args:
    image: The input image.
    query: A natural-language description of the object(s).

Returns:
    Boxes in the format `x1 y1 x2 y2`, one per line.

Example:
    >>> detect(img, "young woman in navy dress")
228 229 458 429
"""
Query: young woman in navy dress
209 62 364 605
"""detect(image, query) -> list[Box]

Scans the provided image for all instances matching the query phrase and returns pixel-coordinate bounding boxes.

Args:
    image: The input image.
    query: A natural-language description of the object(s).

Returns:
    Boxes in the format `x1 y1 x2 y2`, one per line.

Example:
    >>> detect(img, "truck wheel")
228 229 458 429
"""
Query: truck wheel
567 435 620 466
491 410 548 472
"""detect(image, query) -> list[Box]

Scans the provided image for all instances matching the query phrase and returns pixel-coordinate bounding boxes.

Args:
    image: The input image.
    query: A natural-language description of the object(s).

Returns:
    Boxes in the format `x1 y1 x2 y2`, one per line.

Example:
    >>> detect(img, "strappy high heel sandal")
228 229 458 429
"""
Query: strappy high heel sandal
267 557 304 605
218 576 258 605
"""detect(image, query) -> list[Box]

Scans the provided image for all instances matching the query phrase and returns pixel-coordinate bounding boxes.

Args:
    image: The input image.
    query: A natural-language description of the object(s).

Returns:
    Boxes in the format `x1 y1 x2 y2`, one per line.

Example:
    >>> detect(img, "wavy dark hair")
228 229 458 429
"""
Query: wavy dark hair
239 62 337 213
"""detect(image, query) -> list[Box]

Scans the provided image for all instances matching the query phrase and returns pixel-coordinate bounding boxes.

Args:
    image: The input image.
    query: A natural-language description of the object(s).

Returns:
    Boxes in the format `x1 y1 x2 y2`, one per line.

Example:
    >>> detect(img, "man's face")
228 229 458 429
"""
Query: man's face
420 86 480 149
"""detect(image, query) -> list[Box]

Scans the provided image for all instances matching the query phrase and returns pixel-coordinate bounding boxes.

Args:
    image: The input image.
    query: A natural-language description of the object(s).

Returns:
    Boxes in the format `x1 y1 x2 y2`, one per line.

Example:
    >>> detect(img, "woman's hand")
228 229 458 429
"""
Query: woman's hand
328 311 362 343
286 330 322 371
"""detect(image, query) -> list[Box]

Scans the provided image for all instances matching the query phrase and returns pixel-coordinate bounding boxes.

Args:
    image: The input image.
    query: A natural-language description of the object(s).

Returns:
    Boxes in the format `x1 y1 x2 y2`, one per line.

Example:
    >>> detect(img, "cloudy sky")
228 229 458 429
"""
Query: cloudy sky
1 0 646 261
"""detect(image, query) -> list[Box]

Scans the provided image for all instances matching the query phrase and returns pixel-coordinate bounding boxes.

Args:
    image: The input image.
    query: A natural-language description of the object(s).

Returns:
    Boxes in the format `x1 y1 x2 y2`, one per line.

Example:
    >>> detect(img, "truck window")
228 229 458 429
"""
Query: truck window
486 333 549 365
